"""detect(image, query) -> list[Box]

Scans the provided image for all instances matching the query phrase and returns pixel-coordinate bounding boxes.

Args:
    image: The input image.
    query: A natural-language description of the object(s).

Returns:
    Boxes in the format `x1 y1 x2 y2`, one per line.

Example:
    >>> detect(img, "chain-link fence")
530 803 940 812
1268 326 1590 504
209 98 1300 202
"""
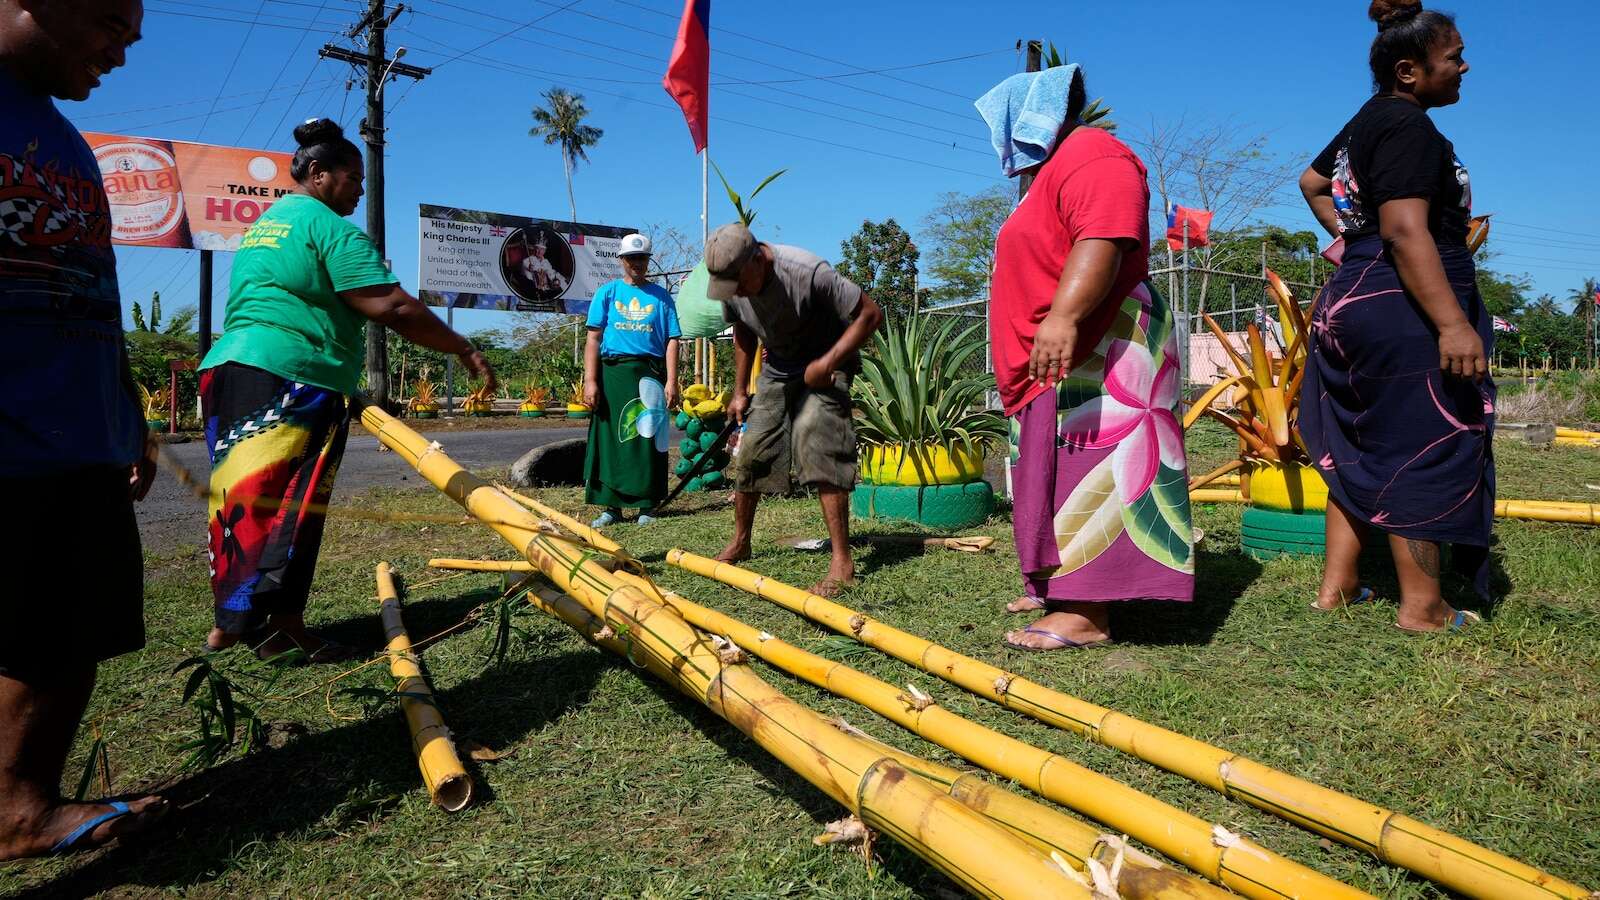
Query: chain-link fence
1151 264 1327 387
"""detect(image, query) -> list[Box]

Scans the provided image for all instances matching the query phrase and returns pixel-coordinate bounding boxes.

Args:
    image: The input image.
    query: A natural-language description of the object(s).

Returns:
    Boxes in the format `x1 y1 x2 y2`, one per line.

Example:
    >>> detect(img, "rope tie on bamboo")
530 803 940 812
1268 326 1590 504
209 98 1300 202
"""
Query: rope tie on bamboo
897 683 935 712
993 673 1014 696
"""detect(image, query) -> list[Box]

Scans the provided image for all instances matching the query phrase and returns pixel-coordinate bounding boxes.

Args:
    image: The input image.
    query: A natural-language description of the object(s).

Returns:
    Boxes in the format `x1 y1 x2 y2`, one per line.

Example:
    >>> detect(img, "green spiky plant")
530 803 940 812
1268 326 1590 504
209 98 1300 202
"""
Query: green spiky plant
1042 42 1115 132
710 161 787 227
853 315 1007 484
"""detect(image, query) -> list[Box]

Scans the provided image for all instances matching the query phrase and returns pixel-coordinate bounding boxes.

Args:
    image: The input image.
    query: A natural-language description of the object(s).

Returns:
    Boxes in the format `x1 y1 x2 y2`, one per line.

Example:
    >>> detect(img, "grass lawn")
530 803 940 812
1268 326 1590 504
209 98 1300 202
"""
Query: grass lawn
4 423 1598 898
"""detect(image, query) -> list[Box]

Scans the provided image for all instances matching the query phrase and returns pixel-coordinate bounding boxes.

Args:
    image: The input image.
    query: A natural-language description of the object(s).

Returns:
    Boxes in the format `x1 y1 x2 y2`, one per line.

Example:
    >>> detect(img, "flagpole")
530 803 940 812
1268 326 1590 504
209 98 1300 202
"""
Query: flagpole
699 148 709 385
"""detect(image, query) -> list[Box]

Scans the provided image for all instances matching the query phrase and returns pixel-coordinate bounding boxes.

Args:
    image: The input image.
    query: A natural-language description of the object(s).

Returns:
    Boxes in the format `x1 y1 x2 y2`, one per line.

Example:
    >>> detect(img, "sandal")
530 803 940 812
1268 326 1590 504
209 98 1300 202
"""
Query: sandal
50 798 167 855
1395 609 1482 634
1311 585 1375 612
1006 596 1047 614
1003 626 1111 652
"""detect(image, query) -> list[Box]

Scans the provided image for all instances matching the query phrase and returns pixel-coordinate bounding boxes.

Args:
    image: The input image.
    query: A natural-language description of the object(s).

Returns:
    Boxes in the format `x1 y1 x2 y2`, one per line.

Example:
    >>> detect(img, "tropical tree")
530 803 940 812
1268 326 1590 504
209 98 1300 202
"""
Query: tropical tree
529 87 603 223
919 186 1011 306
836 218 919 320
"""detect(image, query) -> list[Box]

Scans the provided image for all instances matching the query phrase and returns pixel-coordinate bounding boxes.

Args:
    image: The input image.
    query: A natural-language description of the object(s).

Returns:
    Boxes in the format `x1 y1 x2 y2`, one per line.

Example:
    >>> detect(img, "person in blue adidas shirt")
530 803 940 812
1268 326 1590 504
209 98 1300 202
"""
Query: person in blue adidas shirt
0 0 171 860
581 233 681 527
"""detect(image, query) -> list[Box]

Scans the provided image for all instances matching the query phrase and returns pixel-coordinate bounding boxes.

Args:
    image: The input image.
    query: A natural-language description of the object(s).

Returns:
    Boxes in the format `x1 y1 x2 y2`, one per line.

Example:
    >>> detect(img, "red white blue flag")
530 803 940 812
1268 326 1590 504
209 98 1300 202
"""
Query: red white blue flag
1492 316 1517 333
1166 203 1213 251
663 0 709 153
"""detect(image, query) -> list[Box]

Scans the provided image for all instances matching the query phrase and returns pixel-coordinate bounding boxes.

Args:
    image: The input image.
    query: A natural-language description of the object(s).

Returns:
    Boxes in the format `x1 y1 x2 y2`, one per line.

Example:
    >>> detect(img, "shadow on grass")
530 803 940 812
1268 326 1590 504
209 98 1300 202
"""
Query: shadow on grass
20 649 610 898
1110 548 1263 646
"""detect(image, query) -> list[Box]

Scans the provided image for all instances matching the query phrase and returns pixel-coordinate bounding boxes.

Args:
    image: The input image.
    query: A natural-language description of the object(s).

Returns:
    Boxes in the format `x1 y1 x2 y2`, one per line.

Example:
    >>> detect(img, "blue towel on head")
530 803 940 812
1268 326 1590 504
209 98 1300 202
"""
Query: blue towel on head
975 64 1084 177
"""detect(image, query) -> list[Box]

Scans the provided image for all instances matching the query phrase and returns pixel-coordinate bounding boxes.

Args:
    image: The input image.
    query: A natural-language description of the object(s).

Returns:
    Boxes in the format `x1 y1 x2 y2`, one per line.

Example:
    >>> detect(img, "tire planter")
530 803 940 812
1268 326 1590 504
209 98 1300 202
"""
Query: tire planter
1248 461 1328 513
145 419 168 432
519 410 544 418
411 409 438 419
567 404 591 419
851 481 996 531
860 444 985 486
1240 506 1326 560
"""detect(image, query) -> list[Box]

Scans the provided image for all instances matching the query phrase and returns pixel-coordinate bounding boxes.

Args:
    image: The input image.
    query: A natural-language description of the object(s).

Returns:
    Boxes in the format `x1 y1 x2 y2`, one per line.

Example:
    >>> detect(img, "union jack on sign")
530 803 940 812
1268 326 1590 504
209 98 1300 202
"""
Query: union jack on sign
489 226 508 237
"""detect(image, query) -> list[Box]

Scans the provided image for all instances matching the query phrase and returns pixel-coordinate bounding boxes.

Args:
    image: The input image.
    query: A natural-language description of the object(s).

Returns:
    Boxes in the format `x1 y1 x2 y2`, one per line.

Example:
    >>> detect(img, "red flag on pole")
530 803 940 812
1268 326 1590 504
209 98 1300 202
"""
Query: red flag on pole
1166 204 1213 251
663 0 710 153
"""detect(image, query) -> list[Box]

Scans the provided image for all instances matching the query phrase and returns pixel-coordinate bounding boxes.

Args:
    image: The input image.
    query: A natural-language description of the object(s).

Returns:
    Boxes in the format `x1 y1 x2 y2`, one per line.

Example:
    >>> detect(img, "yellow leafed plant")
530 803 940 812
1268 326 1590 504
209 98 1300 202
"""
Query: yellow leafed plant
520 383 550 414
137 383 169 421
462 382 495 416
408 379 439 415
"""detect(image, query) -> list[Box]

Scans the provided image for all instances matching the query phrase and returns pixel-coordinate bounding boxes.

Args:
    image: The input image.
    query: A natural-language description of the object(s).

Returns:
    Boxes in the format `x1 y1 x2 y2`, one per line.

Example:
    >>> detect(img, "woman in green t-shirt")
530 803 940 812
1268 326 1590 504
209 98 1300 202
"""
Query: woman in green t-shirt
197 118 495 662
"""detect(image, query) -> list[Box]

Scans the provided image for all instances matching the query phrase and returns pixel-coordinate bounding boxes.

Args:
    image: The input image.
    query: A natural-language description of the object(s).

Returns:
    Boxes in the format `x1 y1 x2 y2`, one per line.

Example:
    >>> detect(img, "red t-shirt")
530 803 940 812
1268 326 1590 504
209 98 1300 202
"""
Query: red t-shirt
989 127 1150 416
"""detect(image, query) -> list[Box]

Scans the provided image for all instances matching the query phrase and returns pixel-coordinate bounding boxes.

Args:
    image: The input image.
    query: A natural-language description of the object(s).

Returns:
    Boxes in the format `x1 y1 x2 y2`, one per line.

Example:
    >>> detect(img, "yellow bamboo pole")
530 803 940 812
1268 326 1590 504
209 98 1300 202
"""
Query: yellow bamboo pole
612 572 1281 900
354 402 1088 899
666 549 1594 900
1553 437 1600 449
427 557 535 572
498 487 625 557
1554 427 1600 439
374 562 473 812
1186 490 1600 525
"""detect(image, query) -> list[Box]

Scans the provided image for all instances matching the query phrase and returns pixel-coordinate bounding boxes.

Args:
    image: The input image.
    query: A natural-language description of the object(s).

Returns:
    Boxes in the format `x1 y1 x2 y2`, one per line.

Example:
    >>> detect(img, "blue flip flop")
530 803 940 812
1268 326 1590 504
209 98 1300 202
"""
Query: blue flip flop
1004 626 1111 652
1311 586 1374 611
50 800 133 854
1396 609 1483 634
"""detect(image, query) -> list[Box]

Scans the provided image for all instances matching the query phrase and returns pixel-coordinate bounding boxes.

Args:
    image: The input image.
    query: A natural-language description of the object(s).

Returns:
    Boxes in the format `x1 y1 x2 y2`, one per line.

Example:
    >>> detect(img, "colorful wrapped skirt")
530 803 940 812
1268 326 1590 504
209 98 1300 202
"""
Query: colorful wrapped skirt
200 362 349 635
584 354 669 509
1300 235 1495 595
1010 283 1195 603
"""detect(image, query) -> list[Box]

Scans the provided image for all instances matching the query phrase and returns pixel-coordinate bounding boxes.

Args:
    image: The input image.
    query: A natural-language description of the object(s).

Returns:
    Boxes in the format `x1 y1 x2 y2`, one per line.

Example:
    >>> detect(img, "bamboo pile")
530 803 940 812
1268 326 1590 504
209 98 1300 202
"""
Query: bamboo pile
354 401 1089 899
667 549 1594 900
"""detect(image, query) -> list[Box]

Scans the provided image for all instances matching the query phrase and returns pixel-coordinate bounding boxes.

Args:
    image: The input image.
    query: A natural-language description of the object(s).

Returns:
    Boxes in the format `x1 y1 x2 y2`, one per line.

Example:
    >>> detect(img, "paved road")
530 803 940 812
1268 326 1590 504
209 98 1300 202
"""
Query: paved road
138 426 586 556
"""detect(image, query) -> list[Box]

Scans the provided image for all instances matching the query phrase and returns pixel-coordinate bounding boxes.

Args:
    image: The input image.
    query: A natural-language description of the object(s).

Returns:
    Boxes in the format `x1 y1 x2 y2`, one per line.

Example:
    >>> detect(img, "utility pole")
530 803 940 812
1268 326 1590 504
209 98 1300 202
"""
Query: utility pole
321 2 430 409
1017 40 1043 201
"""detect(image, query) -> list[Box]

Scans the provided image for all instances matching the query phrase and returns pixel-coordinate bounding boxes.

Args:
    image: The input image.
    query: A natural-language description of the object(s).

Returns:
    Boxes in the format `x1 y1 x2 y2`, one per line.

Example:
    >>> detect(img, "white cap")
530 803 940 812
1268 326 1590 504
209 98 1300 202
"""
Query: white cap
618 233 652 257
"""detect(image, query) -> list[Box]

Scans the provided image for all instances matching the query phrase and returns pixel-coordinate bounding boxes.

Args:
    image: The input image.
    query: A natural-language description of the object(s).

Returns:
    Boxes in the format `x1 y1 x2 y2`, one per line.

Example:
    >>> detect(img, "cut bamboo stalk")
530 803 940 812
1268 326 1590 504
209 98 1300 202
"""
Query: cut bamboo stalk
374 562 473 812
355 402 1088 899
1554 427 1600 439
666 549 1595 900
498 487 625 557
612 571 1275 900
427 557 536 572
1185 491 1600 525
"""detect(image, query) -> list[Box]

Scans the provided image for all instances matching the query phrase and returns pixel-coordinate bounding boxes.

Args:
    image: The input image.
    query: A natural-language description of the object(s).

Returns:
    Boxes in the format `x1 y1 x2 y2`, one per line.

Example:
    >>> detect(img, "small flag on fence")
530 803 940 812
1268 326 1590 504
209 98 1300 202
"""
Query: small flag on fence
1492 316 1518 333
663 0 710 153
1166 203 1213 251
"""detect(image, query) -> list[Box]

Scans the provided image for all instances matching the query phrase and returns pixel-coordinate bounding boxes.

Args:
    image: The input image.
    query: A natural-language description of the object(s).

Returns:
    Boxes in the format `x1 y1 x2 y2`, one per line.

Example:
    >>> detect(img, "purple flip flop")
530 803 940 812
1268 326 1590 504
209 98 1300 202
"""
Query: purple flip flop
1003 626 1111 652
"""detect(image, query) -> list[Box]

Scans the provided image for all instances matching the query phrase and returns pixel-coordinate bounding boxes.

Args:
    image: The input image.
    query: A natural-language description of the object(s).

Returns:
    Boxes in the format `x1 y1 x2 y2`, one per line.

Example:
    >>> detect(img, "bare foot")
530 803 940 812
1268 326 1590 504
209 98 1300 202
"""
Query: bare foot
1312 582 1365 611
809 577 859 599
1003 611 1111 650
1005 596 1046 613
1395 603 1477 633
715 541 751 564
0 795 169 860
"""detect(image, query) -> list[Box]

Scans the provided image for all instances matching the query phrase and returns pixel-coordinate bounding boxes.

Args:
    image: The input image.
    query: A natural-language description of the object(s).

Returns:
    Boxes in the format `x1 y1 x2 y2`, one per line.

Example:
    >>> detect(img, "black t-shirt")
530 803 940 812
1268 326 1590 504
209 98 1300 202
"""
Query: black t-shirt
1311 94 1472 246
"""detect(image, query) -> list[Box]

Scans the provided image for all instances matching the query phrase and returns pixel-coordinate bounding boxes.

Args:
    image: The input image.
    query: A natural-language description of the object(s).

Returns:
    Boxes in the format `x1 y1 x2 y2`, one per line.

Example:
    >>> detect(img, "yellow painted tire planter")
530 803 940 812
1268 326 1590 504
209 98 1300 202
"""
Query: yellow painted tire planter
860 444 986 486
566 403 591 419
1248 461 1329 513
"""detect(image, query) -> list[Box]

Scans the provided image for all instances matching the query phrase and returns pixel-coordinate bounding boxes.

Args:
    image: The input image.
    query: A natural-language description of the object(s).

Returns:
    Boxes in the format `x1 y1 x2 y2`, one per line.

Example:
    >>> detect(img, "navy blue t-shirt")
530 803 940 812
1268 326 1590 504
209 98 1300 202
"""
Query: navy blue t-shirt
0 69 141 475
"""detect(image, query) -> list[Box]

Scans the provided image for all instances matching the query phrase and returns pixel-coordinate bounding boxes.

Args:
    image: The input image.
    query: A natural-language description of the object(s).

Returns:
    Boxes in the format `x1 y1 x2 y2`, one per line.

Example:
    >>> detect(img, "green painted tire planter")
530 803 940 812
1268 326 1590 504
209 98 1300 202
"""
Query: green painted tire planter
567 411 590 419
145 419 168 432
1240 506 1326 560
851 481 995 531
411 410 438 419
519 410 544 418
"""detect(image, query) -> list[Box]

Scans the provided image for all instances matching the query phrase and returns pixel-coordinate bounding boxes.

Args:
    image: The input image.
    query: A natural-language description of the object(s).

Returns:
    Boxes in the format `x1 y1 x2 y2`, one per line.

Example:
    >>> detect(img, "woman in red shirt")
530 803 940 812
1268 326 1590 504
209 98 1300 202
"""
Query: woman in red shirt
982 67 1194 650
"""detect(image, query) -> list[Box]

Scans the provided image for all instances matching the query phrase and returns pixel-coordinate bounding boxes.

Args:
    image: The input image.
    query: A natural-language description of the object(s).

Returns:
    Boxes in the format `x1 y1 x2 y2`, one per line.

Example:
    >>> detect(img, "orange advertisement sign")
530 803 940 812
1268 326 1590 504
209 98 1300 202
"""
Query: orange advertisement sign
82 132 298 250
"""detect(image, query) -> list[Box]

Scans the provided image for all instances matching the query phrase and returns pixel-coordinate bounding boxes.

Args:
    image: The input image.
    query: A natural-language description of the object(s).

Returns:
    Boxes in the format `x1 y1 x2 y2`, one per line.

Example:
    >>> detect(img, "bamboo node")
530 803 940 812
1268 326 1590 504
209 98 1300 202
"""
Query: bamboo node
993 674 1014 696
711 634 748 665
1056 847 1120 900
848 614 866 634
898 683 935 711
758 631 774 642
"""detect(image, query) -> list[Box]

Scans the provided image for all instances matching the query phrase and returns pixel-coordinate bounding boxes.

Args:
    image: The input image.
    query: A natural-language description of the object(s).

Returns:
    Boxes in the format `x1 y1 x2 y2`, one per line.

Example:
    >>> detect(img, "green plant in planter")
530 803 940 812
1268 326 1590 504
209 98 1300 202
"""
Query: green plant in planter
854 315 1006 487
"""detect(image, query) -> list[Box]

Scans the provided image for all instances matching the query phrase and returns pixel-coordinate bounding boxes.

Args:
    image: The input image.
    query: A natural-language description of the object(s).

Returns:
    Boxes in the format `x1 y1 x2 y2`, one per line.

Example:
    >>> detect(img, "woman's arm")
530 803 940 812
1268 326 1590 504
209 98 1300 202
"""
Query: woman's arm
1299 167 1339 239
582 328 602 408
1030 237 1135 386
1377 198 1485 380
664 337 681 410
340 283 496 390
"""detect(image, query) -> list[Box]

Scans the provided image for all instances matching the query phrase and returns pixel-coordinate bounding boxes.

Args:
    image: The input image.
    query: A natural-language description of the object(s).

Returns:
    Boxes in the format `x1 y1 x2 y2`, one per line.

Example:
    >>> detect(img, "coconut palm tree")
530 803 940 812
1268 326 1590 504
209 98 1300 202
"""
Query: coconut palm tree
529 87 603 223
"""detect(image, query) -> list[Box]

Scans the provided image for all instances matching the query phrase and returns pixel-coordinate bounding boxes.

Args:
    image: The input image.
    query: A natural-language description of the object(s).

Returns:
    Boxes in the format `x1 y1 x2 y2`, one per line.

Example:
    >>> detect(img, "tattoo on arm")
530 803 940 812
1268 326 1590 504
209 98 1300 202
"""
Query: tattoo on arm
1405 539 1441 579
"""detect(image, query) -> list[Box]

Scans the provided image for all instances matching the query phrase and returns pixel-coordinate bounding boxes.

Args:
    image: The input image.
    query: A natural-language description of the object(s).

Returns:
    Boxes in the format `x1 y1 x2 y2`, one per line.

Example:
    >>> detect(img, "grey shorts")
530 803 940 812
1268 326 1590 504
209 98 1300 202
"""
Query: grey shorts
733 370 857 493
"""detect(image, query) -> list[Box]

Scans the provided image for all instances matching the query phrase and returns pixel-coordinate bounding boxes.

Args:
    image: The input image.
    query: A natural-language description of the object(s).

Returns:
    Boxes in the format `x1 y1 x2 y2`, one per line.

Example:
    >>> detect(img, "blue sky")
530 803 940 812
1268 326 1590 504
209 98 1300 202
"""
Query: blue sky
70 0 1600 335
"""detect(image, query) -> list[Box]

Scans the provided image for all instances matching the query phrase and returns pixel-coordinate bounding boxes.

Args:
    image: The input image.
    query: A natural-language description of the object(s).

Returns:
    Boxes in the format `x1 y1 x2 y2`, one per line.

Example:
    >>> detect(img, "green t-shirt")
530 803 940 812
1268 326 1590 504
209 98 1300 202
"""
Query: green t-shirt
201 193 398 394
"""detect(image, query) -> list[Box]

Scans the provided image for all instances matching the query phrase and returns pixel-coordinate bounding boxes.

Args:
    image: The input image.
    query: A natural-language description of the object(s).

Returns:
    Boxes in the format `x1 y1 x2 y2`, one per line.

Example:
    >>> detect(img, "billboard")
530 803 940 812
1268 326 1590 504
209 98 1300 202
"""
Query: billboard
417 204 633 314
82 132 298 251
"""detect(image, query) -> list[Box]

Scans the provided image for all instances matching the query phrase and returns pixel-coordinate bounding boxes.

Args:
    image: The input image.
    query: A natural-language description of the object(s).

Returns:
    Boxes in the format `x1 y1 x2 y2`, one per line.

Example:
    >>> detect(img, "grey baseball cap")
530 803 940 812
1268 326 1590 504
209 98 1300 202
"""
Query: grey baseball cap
704 222 758 301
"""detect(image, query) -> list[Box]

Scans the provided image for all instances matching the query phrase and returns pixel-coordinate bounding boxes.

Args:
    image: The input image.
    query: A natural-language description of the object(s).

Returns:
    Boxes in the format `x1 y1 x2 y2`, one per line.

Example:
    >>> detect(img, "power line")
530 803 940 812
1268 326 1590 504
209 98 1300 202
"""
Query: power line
75 79 339 120
425 0 588 69
266 58 333 146
234 0 337 145
143 6 344 33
